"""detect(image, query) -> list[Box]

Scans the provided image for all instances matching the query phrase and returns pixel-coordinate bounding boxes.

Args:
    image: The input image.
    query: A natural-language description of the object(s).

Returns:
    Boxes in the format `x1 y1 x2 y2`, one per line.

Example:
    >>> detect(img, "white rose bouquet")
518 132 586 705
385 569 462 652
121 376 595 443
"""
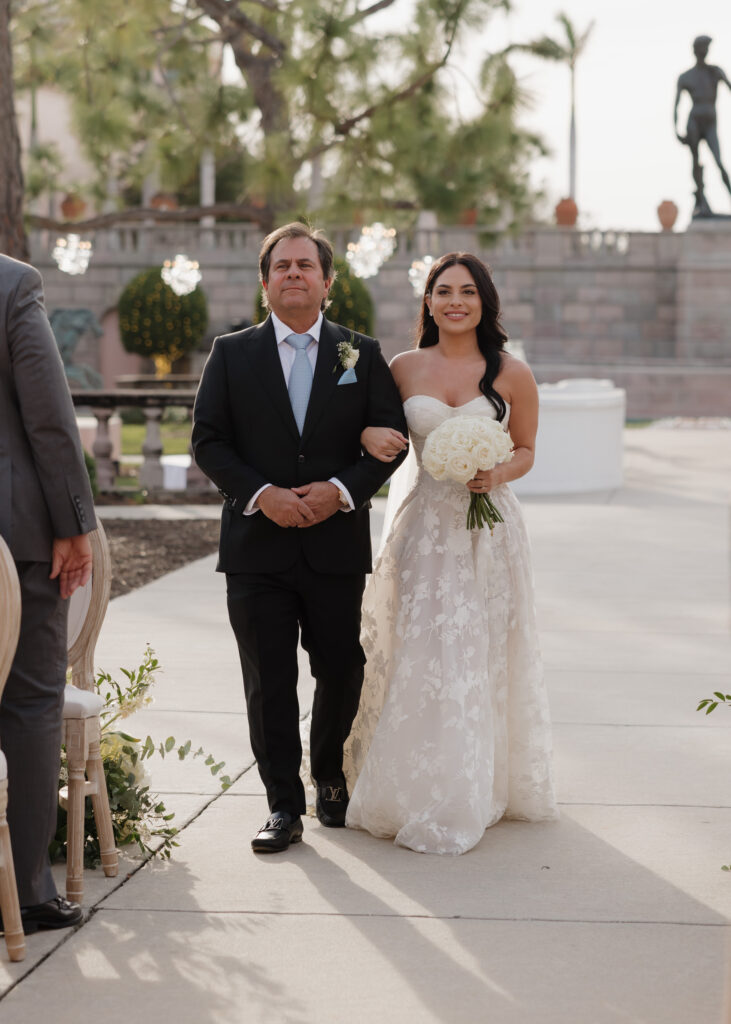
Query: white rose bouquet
422 414 514 531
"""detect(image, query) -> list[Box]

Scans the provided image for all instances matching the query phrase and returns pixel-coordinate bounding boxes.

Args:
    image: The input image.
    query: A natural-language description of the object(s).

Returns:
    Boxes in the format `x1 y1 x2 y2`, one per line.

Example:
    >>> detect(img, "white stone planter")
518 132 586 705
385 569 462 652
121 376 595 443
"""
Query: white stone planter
511 378 626 496
161 454 191 490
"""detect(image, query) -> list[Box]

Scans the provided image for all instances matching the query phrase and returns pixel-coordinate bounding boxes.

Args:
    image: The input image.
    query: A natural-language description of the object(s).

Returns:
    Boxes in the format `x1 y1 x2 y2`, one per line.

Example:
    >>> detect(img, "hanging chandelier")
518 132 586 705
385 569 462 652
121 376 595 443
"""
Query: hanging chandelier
408 255 434 297
161 254 202 296
52 234 93 276
345 222 397 279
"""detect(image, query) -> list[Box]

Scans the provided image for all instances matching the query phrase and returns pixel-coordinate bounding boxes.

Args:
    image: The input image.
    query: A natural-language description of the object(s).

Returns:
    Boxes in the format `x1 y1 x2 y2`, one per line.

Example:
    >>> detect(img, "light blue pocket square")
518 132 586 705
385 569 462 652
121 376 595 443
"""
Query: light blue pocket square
337 368 358 385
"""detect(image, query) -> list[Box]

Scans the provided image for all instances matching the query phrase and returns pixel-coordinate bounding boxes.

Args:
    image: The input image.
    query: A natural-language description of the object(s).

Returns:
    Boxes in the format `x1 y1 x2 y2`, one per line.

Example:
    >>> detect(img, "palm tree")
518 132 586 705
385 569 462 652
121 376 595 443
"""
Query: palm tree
497 12 595 202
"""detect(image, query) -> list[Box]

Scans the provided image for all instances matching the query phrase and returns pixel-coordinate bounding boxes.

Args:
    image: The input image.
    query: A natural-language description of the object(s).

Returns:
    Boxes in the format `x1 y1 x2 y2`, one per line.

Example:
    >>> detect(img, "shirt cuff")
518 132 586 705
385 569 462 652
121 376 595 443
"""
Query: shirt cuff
329 477 354 511
244 483 271 515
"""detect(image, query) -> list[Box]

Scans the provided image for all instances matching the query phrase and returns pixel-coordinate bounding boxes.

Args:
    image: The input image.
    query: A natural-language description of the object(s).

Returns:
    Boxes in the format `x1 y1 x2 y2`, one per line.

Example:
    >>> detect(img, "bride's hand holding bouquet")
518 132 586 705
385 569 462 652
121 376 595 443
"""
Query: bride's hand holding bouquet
422 415 514 531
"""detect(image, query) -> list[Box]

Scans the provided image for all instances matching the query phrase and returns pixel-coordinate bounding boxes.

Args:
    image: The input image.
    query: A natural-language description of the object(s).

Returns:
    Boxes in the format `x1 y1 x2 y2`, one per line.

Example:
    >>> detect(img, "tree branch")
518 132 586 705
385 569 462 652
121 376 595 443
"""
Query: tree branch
302 0 466 161
194 0 285 56
27 202 272 231
342 0 398 28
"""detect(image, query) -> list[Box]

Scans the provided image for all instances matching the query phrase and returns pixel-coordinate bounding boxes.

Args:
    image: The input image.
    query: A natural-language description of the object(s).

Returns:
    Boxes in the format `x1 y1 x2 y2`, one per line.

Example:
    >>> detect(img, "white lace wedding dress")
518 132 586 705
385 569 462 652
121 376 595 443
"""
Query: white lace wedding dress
343 394 557 854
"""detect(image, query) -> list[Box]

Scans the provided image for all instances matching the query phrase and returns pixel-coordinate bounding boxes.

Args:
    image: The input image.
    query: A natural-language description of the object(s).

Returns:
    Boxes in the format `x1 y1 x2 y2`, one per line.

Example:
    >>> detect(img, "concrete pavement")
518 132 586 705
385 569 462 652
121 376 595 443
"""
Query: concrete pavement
1 426 730 1022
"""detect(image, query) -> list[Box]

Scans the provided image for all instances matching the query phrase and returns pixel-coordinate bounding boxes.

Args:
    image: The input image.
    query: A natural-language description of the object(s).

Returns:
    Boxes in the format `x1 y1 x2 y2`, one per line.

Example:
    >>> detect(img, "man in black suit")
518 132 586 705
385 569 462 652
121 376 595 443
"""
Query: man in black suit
193 223 407 852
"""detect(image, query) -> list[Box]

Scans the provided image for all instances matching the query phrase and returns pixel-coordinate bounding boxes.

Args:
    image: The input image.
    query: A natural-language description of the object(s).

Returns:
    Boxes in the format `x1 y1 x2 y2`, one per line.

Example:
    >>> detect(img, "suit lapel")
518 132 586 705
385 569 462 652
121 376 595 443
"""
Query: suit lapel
244 318 300 440
301 319 342 443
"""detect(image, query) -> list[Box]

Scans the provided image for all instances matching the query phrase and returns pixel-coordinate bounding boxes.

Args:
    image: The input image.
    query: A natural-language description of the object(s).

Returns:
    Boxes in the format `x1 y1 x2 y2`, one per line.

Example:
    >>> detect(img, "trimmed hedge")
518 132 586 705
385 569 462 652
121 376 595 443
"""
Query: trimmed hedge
119 268 208 373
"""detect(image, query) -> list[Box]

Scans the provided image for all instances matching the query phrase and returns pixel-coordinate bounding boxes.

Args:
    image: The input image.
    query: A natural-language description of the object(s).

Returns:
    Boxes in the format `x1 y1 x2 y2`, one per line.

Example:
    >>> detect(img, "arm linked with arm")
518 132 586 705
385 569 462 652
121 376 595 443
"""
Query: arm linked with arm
333 340 408 508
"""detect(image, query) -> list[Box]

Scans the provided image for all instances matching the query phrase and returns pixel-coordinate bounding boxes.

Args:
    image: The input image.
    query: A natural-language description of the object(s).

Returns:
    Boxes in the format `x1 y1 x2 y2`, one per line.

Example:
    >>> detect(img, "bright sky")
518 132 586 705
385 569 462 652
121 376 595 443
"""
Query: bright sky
453 0 731 232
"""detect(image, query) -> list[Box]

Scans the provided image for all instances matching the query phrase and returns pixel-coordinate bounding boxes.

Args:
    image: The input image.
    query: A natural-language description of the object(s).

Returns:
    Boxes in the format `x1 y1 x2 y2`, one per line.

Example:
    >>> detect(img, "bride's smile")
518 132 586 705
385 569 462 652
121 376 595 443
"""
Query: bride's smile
426 264 482 337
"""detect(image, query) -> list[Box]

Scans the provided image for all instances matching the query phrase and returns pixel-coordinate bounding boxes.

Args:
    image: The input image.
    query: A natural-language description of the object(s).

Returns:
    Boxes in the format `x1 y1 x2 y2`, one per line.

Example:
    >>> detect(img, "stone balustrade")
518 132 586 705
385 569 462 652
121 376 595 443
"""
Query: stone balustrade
38 218 731 418
70 388 210 494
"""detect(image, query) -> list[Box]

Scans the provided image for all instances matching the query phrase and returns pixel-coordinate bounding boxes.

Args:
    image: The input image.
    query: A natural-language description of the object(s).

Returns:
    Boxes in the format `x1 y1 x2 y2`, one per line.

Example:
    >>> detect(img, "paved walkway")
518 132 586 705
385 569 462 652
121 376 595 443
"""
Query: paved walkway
1 428 730 1022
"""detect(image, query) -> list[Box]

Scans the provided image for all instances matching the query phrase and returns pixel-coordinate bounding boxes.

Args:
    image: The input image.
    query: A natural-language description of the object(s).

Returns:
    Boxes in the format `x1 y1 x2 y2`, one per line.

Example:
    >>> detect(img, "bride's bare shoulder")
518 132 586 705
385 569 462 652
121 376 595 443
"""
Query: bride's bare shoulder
389 348 423 369
389 348 429 385
499 351 536 385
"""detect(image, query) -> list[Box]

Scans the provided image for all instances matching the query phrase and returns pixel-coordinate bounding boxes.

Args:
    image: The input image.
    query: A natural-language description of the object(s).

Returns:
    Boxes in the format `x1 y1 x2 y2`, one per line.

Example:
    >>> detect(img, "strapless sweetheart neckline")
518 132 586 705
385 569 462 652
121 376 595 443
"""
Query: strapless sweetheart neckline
403 394 487 411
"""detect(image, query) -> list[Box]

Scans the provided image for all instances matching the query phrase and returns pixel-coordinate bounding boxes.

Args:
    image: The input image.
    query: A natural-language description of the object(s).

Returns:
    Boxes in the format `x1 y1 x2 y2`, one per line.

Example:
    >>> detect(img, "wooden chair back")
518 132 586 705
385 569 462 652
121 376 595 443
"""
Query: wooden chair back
67 523 112 690
63 522 118 902
0 536 25 960
0 537 21 703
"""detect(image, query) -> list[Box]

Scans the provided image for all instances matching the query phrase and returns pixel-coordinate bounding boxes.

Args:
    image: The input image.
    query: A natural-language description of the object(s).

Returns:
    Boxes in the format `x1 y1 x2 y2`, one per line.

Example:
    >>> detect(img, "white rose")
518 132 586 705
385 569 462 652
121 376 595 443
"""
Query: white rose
445 452 475 483
474 443 496 468
423 449 447 478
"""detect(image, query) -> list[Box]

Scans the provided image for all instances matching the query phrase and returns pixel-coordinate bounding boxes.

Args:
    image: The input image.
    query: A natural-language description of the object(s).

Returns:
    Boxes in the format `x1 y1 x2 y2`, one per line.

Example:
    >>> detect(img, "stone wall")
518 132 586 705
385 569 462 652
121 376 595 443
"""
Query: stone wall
30 219 731 417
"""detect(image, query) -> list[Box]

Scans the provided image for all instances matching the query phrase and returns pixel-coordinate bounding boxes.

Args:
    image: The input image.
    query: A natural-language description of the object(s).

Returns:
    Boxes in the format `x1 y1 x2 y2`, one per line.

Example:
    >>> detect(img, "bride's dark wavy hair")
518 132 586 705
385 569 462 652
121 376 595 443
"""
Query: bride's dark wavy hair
416 252 508 422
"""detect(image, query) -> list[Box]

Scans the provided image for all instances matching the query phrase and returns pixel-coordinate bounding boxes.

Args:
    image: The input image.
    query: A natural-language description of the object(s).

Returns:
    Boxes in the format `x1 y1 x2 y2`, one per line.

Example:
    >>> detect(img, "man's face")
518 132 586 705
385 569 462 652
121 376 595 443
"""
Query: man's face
263 237 332 325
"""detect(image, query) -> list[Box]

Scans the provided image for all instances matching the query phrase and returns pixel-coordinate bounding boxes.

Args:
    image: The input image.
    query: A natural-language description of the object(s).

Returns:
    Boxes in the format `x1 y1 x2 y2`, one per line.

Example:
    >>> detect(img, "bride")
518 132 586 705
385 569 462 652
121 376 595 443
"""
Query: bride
342 252 557 854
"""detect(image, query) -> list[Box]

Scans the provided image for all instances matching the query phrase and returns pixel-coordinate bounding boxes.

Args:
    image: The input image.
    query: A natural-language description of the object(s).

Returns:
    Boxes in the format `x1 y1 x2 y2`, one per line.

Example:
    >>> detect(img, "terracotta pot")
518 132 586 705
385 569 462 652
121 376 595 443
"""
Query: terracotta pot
554 197 578 227
459 207 478 226
60 193 86 221
657 199 678 232
149 192 178 211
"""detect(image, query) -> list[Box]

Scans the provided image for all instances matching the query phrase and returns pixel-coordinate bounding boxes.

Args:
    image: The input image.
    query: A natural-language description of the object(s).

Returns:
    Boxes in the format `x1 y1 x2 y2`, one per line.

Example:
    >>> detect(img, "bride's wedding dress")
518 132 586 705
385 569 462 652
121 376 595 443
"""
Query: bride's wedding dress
344 394 557 854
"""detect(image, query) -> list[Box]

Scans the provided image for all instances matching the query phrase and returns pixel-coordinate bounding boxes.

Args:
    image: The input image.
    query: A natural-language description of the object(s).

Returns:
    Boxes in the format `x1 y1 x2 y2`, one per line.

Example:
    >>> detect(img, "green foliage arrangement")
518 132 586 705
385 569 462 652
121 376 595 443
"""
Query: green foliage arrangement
697 692 731 716
53 646 230 866
254 258 374 335
118 268 208 377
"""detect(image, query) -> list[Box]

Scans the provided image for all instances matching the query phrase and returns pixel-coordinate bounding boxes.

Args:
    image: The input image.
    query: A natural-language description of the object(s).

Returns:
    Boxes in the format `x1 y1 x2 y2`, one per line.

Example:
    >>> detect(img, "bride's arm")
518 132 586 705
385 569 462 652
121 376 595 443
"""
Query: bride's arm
468 359 538 491
361 426 409 462
360 350 414 462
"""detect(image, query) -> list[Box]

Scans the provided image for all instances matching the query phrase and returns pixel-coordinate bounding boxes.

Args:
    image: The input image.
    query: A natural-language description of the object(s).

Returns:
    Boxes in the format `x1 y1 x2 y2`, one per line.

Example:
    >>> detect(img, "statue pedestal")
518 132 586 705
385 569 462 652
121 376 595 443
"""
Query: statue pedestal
677 219 731 362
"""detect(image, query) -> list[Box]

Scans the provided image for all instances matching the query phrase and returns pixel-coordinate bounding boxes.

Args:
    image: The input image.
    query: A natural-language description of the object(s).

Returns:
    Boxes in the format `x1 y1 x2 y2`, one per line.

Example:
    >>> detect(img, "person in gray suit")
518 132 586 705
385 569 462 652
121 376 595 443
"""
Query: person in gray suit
0 253 96 933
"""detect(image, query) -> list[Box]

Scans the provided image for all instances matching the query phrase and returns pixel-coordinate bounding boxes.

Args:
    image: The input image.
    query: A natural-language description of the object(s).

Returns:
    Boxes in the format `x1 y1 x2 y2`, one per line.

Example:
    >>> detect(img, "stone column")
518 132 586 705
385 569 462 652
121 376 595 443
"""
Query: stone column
138 406 164 490
91 409 116 491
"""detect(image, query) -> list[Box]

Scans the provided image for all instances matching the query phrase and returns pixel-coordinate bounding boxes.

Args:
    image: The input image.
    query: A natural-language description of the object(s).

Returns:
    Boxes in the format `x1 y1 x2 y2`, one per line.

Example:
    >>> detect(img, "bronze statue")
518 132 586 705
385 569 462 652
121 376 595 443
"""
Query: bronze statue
49 308 103 389
674 35 731 217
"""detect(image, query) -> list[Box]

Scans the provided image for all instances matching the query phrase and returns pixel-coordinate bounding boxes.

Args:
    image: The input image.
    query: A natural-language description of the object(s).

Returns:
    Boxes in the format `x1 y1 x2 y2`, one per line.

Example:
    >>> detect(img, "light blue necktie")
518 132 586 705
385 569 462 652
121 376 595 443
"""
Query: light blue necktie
284 333 313 433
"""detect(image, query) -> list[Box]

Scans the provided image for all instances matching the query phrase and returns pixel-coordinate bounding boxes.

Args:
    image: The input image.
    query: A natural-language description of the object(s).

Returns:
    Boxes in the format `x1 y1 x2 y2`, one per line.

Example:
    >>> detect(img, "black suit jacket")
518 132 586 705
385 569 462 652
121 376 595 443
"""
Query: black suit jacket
192 316 407 575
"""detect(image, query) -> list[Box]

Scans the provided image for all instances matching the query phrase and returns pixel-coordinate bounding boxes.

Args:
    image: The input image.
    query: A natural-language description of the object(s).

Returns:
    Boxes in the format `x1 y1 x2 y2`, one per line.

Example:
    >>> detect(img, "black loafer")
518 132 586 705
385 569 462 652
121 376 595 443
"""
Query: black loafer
315 776 349 828
251 811 303 853
20 896 83 934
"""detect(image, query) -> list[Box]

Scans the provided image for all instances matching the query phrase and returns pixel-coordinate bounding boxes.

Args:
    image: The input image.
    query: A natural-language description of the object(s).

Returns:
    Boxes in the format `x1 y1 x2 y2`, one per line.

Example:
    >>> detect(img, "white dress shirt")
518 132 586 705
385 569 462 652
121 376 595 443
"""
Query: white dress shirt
244 312 354 514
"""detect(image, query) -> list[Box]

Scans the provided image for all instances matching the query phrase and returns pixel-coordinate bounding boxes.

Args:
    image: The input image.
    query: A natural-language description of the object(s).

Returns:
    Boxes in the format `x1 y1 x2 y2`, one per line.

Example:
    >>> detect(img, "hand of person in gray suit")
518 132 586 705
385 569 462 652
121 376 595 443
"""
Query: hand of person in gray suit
50 534 93 599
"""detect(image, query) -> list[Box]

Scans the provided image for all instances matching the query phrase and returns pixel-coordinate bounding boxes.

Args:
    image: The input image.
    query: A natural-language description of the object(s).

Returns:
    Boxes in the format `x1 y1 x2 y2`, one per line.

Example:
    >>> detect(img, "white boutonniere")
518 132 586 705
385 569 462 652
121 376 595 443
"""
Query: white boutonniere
334 332 360 374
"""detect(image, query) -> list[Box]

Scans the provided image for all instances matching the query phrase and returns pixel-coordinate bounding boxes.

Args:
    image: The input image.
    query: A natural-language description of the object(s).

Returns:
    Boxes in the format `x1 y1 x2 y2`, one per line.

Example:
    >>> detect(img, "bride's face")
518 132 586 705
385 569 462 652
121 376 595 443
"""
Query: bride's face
426 264 482 336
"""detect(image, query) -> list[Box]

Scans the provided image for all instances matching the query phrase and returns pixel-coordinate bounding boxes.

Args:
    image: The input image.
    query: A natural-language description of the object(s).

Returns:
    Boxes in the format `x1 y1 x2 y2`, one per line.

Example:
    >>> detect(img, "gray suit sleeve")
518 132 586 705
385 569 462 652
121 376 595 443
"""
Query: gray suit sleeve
8 266 96 538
